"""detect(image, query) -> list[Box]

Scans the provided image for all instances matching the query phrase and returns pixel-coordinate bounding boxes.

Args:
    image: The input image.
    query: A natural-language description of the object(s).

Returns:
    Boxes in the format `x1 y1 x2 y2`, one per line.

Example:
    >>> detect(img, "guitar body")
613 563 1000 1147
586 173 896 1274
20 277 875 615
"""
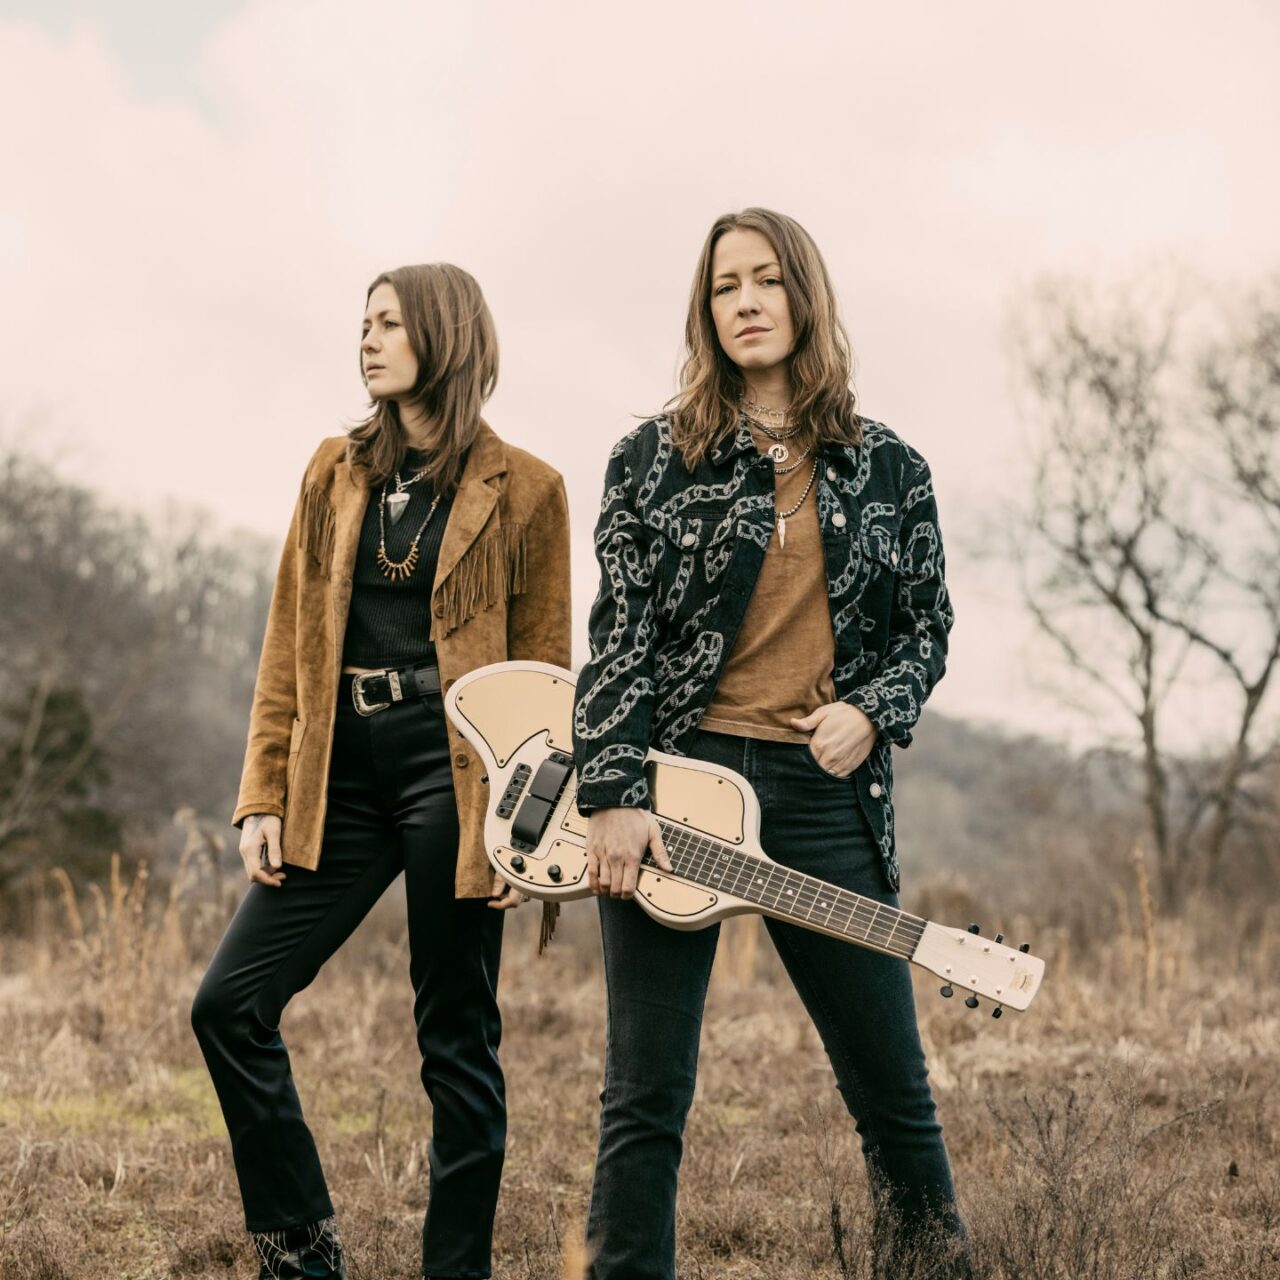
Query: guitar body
446 660 1046 1012
447 660 771 929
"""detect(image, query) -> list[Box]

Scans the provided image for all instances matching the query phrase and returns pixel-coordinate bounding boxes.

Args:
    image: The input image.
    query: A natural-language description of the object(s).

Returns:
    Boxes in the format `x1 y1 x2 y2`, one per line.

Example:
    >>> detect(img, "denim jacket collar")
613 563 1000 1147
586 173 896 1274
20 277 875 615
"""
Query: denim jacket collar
709 416 759 465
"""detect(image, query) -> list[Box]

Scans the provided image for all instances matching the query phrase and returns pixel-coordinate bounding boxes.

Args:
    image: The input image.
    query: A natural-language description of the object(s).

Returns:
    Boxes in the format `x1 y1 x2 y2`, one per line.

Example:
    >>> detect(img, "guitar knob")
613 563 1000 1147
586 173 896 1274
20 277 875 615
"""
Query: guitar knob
940 985 954 999
992 1007 1003 1019
1019 942 1031 953
994 932 1004 944
548 864 562 882
509 854 526 872
965 995 980 1009
967 923 980 934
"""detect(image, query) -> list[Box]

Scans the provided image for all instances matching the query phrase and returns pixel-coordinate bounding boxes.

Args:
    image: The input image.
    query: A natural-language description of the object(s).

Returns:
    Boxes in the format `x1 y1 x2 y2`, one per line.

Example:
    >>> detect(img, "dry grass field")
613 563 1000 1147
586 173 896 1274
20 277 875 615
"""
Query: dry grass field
0 852 1276 1280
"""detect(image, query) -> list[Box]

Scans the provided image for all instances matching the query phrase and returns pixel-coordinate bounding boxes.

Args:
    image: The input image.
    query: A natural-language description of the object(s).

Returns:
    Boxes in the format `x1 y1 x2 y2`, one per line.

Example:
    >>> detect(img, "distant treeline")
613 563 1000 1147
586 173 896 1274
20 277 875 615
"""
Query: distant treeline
0 447 273 916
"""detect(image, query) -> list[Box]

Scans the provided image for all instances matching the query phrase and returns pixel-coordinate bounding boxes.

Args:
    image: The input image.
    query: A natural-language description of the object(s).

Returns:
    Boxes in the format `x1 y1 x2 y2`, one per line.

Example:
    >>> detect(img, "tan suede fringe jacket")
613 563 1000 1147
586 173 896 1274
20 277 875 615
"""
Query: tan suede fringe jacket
232 422 571 898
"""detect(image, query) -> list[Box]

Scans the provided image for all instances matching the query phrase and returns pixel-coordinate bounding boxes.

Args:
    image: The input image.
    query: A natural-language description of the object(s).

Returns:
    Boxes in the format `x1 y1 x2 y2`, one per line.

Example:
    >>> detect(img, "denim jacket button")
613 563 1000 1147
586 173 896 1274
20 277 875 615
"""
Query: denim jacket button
868 782 883 798
681 532 696 547
832 512 847 529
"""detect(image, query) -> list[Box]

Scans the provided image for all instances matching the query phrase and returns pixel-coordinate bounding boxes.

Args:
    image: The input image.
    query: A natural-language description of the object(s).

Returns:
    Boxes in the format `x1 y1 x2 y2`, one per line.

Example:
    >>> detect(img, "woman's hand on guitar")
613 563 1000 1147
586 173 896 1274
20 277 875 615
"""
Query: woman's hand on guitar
790 702 879 777
586 807 673 899
488 872 527 911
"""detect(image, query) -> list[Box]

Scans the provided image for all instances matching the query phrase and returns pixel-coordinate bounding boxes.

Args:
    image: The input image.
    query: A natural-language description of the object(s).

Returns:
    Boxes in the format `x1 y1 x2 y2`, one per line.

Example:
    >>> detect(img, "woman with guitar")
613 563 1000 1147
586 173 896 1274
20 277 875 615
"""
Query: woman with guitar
191 263 571 1280
572 209 968 1276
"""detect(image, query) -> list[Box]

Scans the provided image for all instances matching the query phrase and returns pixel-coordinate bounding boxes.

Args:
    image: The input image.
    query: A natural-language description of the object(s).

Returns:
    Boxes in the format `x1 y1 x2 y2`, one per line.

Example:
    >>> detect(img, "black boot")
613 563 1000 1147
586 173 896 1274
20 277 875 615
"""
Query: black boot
251 1215 348 1280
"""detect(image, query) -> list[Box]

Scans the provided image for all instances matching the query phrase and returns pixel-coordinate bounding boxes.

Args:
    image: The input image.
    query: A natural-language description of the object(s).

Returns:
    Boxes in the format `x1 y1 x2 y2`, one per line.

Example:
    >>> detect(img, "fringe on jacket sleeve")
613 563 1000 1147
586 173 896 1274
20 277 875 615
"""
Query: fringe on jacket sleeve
299 484 336 577
433 522 527 638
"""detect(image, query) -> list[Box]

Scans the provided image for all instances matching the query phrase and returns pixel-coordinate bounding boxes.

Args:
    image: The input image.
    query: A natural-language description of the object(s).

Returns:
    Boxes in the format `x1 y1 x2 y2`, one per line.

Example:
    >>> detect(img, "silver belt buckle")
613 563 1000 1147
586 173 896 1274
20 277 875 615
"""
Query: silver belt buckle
351 669 400 717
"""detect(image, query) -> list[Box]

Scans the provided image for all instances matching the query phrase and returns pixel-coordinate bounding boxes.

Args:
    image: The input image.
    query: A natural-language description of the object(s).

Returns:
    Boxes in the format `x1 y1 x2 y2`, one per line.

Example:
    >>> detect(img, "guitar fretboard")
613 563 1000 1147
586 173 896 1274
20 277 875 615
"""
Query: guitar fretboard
648 819 926 961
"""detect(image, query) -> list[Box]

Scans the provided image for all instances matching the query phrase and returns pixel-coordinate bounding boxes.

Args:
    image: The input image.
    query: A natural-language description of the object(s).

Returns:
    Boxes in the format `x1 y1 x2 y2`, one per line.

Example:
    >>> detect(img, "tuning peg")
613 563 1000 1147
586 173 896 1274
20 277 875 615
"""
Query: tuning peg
1019 942 1031 953
994 932 1004 944
965 995 980 1009
967 923 980 934
939 984 954 999
992 1006 1003 1019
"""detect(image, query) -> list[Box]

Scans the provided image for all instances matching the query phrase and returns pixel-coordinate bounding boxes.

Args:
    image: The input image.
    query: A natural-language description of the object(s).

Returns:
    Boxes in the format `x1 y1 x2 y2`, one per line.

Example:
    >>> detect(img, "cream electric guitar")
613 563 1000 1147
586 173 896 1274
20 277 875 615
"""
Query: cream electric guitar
445 661 1045 1016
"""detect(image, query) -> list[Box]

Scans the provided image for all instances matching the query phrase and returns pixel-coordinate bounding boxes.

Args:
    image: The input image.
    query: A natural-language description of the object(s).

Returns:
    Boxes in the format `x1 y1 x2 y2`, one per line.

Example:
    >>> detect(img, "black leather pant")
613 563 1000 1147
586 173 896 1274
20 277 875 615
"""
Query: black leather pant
192 679 505 1279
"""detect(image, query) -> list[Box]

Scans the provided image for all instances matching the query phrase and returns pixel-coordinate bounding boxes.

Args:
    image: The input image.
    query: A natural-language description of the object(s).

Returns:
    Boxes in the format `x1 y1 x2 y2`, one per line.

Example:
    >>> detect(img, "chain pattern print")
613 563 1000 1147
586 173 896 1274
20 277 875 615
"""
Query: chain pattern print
572 415 954 890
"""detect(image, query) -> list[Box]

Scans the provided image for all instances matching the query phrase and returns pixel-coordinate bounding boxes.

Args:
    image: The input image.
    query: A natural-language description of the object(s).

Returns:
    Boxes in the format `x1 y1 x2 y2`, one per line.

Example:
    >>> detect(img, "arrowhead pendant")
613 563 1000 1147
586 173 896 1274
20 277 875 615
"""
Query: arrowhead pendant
386 491 410 525
777 515 787 548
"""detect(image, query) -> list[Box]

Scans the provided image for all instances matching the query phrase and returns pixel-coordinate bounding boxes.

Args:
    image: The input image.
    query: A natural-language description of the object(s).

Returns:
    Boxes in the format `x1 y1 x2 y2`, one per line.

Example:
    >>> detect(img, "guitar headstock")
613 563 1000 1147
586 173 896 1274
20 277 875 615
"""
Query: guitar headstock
912 920 1045 1014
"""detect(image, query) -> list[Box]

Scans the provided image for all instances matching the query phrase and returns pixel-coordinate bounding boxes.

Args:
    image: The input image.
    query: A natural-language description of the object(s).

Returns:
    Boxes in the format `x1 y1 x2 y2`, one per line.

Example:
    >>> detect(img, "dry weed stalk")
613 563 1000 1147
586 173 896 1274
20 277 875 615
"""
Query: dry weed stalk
710 914 762 990
559 1224 587 1280
978 1072 1211 1280
1132 839 1157 1005
1109 881 1133 986
49 833 204 1033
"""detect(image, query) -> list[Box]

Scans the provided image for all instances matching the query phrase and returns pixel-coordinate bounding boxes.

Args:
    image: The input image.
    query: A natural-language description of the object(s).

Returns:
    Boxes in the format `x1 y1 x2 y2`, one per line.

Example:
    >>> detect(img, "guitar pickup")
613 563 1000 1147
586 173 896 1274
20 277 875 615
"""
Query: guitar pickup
510 752 575 851
495 762 533 819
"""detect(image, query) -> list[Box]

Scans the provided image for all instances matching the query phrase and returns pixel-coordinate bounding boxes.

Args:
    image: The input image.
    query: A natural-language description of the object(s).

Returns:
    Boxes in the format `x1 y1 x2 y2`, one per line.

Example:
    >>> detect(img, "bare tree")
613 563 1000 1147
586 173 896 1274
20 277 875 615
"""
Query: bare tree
1195 297 1280 870
1008 279 1280 905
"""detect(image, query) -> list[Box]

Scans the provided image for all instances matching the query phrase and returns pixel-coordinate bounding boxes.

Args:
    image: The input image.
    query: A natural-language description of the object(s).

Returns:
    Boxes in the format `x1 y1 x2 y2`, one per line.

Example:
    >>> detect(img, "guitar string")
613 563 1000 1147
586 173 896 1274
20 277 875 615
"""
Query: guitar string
658 819 897 935
652 819 924 959
546 776 922 960
525 778 1025 1003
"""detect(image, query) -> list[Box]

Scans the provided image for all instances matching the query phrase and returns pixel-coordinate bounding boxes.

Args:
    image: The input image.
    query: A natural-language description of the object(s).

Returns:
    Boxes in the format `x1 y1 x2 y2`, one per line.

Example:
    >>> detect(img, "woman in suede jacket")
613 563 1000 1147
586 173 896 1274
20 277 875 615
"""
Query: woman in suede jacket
191 263 570 1280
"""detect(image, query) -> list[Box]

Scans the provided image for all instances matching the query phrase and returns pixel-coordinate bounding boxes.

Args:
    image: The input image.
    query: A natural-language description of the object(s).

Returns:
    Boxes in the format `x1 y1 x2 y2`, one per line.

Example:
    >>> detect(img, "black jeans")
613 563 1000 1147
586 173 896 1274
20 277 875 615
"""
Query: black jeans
192 679 505 1280
585 729 963 1280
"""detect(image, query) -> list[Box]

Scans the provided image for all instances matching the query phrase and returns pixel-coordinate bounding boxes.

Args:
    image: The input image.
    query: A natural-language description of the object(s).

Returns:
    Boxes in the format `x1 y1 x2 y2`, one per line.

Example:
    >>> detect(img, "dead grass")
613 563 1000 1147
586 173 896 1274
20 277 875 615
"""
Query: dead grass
0 867 1276 1279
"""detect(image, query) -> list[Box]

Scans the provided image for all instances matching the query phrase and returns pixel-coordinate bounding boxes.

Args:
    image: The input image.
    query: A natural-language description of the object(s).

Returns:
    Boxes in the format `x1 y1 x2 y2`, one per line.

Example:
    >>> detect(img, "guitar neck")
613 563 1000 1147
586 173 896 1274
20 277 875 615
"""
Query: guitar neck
652 818 926 961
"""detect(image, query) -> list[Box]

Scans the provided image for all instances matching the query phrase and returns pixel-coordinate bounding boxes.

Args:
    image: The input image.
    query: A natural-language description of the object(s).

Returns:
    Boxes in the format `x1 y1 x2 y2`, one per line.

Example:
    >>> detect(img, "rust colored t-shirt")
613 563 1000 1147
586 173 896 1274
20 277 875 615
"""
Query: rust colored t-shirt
699 426 837 743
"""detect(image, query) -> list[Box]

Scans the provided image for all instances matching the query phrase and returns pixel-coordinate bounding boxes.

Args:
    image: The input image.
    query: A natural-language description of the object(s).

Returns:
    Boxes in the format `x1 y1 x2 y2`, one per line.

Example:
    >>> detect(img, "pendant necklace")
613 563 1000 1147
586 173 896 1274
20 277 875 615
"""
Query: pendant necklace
745 418 801 464
776 458 820 549
773 447 811 476
744 403 800 464
385 464 430 526
377 483 441 581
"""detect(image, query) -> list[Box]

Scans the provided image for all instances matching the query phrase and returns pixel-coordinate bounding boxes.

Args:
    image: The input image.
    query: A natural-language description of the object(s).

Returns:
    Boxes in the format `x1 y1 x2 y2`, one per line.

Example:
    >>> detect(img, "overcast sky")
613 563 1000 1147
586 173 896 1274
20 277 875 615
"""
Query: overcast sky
2 1 1277 748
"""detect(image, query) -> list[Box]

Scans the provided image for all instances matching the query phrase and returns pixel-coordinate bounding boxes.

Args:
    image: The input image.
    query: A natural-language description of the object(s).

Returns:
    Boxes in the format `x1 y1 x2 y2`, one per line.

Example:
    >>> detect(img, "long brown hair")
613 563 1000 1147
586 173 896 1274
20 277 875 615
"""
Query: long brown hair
349 263 498 494
666 208 861 469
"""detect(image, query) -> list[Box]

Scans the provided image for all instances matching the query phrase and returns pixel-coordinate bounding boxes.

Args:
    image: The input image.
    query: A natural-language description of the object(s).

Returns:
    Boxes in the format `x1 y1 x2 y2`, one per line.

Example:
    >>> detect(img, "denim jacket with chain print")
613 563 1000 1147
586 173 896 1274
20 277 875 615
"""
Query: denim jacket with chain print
571 413 954 891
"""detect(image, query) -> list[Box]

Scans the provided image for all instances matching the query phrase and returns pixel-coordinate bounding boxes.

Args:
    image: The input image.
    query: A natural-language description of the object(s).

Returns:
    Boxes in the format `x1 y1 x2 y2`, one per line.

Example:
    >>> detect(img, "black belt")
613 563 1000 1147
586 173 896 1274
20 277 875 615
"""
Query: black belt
347 662 442 716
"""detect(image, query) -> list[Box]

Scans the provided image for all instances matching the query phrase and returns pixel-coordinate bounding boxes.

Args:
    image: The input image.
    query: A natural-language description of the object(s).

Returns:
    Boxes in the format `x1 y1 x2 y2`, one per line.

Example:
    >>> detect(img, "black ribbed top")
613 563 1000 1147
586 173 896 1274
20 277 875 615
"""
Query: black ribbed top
341 449 455 668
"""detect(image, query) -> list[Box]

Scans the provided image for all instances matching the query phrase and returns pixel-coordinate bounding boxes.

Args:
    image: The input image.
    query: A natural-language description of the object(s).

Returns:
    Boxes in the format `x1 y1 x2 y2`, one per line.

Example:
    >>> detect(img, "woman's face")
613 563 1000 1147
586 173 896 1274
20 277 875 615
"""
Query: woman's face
361 282 419 398
709 228 795 377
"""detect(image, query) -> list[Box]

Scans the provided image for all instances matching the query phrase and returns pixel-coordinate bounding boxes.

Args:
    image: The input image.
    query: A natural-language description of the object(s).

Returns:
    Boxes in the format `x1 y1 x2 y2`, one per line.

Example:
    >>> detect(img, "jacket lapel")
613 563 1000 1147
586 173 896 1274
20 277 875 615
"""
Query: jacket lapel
328 446 368 643
433 422 508 589
329 450 369 589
